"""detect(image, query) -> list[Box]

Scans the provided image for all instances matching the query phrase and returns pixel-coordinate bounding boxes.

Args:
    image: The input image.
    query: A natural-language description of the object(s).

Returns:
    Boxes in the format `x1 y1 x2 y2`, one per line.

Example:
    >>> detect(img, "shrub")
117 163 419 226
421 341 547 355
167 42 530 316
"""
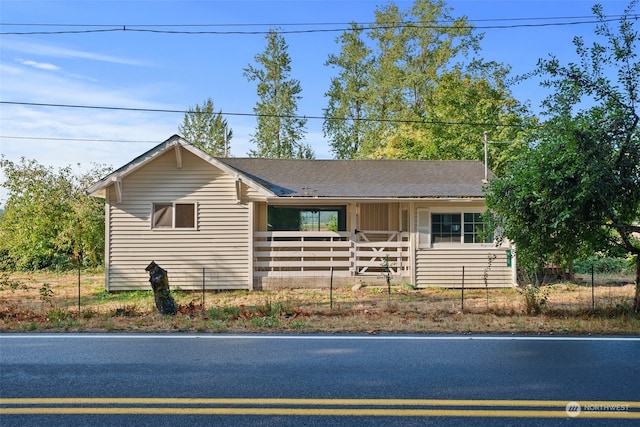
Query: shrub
574 256 629 274
518 285 548 315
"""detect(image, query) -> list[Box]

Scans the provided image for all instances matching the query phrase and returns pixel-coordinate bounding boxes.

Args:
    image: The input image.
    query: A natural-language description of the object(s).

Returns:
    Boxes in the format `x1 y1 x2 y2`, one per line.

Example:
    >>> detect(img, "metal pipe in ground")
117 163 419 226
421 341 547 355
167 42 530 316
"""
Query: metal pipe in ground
461 266 465 312
330 267 334 311
591 264 595 311
77 260 81 316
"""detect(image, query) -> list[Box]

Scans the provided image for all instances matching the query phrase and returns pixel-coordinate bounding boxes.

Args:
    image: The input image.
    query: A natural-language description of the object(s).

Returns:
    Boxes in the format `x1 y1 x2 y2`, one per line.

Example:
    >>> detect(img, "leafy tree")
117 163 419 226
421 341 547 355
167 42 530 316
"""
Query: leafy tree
323 0 533 170
486 2 640 310
371 66 534 175
323 23 372 159
0 157 109 270
244 29 312 158
179 98 232 156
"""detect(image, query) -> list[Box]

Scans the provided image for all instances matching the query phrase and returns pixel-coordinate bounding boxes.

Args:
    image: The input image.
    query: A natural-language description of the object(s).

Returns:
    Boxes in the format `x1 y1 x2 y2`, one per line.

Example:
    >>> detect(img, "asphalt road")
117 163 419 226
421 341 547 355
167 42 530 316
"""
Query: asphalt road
1 334 639 426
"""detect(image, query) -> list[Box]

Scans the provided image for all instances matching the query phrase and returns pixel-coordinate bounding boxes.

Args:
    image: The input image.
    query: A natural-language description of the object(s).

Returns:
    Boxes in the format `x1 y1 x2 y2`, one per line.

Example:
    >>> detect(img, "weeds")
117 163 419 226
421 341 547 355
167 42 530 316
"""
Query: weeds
208 306 241 321
46 308 71 322
39 283 54 306
95 289 151 302
401 282 417 291
81 308 98 319
0 269 25 292
248 316 281 328
519 284 549 315
289 319 310 329
1 271 637 334
112 305 141 317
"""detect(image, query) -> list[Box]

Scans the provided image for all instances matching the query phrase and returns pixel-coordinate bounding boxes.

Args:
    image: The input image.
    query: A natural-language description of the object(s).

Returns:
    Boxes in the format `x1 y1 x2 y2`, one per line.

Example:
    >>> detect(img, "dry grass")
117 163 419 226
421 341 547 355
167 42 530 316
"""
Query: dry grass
0 270 638 335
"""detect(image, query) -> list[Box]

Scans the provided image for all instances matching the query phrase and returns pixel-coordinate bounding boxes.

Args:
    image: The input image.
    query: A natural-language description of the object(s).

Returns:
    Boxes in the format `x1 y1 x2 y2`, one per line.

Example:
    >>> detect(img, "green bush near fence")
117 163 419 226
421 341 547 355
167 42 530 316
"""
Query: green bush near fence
574 256 632 275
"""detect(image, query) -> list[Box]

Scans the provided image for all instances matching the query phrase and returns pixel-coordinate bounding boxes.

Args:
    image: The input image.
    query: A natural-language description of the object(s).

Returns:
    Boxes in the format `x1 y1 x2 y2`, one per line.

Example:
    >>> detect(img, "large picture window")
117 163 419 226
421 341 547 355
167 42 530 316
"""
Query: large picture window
152 203 196 229
268 206 346 231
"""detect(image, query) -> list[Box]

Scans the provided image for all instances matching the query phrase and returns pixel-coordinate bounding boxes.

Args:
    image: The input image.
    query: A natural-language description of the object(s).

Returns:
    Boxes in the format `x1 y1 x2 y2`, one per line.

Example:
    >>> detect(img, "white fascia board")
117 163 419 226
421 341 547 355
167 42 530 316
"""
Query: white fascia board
264 196 485 204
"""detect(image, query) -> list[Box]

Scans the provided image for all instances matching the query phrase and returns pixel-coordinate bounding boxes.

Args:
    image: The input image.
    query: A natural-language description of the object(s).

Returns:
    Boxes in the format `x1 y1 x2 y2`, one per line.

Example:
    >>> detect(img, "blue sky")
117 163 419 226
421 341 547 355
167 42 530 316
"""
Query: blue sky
0 0 636 205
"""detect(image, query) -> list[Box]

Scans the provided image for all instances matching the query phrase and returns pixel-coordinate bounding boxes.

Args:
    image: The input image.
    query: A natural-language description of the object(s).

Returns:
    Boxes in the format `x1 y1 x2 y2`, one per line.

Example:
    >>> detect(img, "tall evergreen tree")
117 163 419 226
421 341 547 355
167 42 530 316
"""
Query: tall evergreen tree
244 29 312 158
179 98 232 156
323 23 372 159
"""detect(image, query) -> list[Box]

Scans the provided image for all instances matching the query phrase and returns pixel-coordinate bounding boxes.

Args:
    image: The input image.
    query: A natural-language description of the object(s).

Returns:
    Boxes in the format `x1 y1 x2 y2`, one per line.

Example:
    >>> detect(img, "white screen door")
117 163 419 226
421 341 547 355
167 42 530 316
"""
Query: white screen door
417 208 430 249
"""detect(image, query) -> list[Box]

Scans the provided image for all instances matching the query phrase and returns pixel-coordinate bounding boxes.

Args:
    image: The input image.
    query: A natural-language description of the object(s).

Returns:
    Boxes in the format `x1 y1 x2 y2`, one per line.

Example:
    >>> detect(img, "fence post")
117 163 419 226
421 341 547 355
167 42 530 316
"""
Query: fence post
330 267 334 311
202 267 206 310
77 261 81 316
461 266 465 312
591 264 595 311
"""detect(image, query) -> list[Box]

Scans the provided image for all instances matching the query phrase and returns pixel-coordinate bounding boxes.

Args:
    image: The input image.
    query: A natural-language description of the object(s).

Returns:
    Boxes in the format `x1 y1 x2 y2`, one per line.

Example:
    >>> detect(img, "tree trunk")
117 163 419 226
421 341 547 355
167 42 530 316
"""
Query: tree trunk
145 261 177 316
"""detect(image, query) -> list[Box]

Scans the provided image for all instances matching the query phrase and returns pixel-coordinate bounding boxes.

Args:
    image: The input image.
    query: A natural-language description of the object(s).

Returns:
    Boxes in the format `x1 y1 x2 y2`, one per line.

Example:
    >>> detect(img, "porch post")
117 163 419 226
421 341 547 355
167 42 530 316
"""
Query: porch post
248 201 255 290
409 202 417 287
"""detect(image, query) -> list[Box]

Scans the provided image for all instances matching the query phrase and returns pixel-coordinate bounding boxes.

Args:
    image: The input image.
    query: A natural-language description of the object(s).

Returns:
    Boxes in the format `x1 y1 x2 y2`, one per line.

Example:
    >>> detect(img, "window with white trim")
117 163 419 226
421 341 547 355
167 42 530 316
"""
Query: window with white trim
464 213 490 243
431 213 461 244
430 212 493 245
152 203 196 229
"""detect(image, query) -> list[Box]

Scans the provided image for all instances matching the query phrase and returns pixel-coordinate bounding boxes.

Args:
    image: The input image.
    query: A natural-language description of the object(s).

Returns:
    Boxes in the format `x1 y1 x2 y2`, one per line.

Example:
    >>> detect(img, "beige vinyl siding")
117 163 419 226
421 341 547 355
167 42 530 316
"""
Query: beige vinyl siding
415 248 513 288
105 149 252 291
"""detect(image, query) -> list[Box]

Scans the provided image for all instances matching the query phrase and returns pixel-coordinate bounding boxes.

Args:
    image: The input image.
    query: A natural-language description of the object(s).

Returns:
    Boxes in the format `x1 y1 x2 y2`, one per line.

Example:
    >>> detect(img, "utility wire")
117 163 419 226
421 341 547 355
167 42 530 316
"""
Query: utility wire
0 100 532 128
0 135 158 144
0 135 527 145
0 16 633 35
0 14 625 27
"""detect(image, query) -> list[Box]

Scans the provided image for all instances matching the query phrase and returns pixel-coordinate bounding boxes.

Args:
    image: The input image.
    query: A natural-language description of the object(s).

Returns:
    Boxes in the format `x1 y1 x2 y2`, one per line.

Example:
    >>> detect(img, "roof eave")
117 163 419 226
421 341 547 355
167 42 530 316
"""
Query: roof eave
264 196 486 203
183 148 275 198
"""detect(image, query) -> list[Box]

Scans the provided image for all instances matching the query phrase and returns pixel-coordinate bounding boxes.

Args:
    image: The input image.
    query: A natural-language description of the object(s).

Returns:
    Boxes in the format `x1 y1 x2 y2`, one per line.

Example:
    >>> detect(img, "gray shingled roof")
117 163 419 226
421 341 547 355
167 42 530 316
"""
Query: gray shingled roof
220 158 490 198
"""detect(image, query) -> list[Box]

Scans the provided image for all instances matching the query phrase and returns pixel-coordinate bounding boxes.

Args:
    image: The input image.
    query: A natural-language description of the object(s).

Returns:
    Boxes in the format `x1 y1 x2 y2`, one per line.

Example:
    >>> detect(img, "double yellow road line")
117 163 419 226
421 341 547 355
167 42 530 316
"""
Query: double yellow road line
1 398 639 418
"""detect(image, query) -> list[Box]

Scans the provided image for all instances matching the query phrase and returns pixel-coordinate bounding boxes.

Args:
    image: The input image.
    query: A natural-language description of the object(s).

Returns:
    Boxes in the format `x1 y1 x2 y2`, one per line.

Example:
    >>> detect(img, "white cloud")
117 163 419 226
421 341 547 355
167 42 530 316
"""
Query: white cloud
17 59 61 71
2 38 149 66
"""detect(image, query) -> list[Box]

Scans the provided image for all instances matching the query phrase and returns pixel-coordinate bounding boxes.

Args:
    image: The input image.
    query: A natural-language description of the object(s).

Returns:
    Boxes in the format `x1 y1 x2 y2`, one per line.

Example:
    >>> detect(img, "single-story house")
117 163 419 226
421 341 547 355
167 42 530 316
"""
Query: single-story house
87 134 516 291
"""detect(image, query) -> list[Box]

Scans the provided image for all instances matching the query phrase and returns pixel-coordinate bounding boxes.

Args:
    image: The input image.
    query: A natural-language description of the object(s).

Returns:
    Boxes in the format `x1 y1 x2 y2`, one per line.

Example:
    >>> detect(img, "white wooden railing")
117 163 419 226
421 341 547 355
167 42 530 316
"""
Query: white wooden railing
254 230 410 277
254 231 352 277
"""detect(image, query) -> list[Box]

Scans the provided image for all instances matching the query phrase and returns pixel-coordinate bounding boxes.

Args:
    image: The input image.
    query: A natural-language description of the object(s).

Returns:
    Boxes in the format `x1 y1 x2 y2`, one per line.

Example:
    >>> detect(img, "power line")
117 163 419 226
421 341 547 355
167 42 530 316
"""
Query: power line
0 14 623 27
0 100 531 128
0 135 529 146
0 16 633 35
0 135 158 144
